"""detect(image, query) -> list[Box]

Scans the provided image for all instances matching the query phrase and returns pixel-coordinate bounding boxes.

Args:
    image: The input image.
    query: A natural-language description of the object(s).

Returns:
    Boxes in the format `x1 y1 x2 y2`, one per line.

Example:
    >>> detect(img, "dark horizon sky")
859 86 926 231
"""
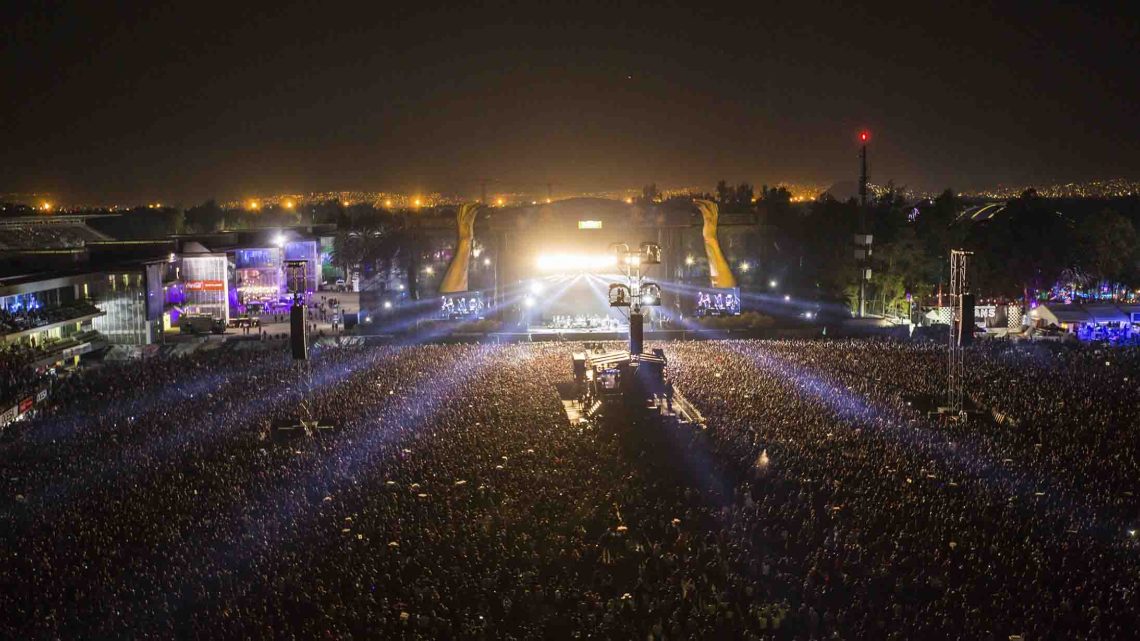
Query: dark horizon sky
2 1 1138 204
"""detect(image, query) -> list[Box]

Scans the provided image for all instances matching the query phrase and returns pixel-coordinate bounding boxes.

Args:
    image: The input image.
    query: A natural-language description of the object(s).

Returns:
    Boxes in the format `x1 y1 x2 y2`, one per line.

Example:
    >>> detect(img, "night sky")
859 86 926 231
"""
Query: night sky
2 1 1138 203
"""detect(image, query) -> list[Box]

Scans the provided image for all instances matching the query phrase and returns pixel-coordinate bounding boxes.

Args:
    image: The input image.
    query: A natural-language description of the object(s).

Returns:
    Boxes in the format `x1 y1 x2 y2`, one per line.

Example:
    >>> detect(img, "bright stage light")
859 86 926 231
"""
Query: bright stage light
530 282 545 295
483 257 492 266
535 253 618 273
523 296 535 308
769 279 778 288
740 261 751 272
685 255 695 266
383 301 392 309
784 294 791 301
643 295 656 305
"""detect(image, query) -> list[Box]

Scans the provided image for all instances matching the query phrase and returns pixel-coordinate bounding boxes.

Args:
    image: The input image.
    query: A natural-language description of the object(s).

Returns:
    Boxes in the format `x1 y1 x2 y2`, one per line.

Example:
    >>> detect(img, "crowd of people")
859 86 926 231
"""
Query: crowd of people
0 301 101 334
1 338 1137 639
0 343 55 407
0 223 105 249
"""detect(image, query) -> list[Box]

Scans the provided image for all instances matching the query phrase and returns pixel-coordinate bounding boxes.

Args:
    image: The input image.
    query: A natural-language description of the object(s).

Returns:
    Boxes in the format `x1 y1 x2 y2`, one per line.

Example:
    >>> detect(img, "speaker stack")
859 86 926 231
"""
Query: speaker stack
290 305 308 360
958 293 975 346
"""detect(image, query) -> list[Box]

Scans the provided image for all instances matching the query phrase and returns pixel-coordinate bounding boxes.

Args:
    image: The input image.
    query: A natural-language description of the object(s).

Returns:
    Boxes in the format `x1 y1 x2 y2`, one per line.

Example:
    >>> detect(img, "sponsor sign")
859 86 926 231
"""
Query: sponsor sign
185 280 226 292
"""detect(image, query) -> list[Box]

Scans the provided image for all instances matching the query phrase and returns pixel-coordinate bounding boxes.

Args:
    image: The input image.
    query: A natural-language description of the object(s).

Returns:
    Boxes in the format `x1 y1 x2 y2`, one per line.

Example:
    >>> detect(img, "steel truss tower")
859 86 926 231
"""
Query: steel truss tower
947 249 972 415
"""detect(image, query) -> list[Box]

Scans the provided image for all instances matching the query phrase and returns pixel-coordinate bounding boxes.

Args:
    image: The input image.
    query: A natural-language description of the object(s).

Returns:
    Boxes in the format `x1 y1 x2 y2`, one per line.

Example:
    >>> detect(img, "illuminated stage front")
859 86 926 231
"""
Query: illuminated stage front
523 273 632 331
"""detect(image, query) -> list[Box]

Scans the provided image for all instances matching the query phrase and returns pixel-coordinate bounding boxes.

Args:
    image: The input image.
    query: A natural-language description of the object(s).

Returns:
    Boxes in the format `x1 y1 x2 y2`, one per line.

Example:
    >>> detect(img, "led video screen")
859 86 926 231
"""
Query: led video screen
440 292 486 319
695 287 741 316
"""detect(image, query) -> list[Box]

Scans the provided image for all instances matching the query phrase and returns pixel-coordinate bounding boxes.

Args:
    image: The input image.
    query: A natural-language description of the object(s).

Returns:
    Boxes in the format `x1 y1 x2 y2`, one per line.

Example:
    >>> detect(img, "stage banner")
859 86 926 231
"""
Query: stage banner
0 405 17 426
19 397 34 413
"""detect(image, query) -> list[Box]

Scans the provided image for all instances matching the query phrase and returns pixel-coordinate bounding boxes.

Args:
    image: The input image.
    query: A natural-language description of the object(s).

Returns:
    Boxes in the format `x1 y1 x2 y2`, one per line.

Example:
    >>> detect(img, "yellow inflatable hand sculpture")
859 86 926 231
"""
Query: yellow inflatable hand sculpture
440 203 480 293
694 199 736 288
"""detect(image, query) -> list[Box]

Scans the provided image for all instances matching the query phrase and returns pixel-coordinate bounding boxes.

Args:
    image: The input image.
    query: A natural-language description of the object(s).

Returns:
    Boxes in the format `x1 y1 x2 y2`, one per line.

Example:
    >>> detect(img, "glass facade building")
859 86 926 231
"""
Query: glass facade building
91 272 153 345
181 255 230 323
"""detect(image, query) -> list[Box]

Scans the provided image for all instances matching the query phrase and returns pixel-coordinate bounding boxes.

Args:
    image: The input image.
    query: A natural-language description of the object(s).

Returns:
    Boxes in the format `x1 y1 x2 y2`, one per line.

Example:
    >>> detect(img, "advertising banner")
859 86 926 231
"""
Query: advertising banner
185 280 226 291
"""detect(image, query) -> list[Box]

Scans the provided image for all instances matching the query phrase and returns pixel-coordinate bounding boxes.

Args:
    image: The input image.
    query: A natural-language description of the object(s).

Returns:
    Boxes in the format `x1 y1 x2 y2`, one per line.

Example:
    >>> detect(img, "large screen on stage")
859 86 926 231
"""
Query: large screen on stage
695 287 741 316
440 292 486 319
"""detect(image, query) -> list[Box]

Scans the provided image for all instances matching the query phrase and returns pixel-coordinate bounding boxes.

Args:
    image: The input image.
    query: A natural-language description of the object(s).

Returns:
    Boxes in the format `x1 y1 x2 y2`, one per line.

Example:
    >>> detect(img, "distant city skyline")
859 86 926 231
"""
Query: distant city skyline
2 3 1138 207
4 176 1140 213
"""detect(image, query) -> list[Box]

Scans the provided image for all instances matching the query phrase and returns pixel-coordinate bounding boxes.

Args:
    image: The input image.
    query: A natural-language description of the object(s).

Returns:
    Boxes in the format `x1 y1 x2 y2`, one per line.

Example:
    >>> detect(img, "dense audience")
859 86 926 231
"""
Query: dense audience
0 344 54 406
0 301 101 334
0 223 106 249
1 338 1137 639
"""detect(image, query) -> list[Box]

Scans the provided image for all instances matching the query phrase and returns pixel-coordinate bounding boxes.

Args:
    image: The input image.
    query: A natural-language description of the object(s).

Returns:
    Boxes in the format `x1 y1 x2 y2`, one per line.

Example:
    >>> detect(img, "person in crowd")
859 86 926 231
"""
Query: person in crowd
1 338 1136 639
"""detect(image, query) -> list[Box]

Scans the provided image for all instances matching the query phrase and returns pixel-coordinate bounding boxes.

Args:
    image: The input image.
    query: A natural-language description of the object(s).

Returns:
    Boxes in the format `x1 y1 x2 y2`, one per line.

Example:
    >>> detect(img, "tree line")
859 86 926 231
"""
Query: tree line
26 185 1140 311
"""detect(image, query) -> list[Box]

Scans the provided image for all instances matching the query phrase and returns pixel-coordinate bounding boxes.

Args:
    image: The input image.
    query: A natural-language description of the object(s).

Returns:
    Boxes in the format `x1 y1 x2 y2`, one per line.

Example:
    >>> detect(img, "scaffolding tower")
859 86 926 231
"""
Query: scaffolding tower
947 249 972 416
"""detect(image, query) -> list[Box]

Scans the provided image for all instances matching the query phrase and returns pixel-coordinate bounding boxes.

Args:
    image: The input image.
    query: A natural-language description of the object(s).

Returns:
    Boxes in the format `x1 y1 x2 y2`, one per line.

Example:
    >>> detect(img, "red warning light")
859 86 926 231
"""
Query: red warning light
859 130 870 143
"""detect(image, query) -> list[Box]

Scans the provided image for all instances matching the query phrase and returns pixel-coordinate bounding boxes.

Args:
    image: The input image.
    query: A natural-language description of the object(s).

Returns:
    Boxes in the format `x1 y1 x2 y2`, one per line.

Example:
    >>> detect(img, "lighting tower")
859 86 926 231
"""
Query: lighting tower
856 130 872 318
946 249 973 417
607 242 662 355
